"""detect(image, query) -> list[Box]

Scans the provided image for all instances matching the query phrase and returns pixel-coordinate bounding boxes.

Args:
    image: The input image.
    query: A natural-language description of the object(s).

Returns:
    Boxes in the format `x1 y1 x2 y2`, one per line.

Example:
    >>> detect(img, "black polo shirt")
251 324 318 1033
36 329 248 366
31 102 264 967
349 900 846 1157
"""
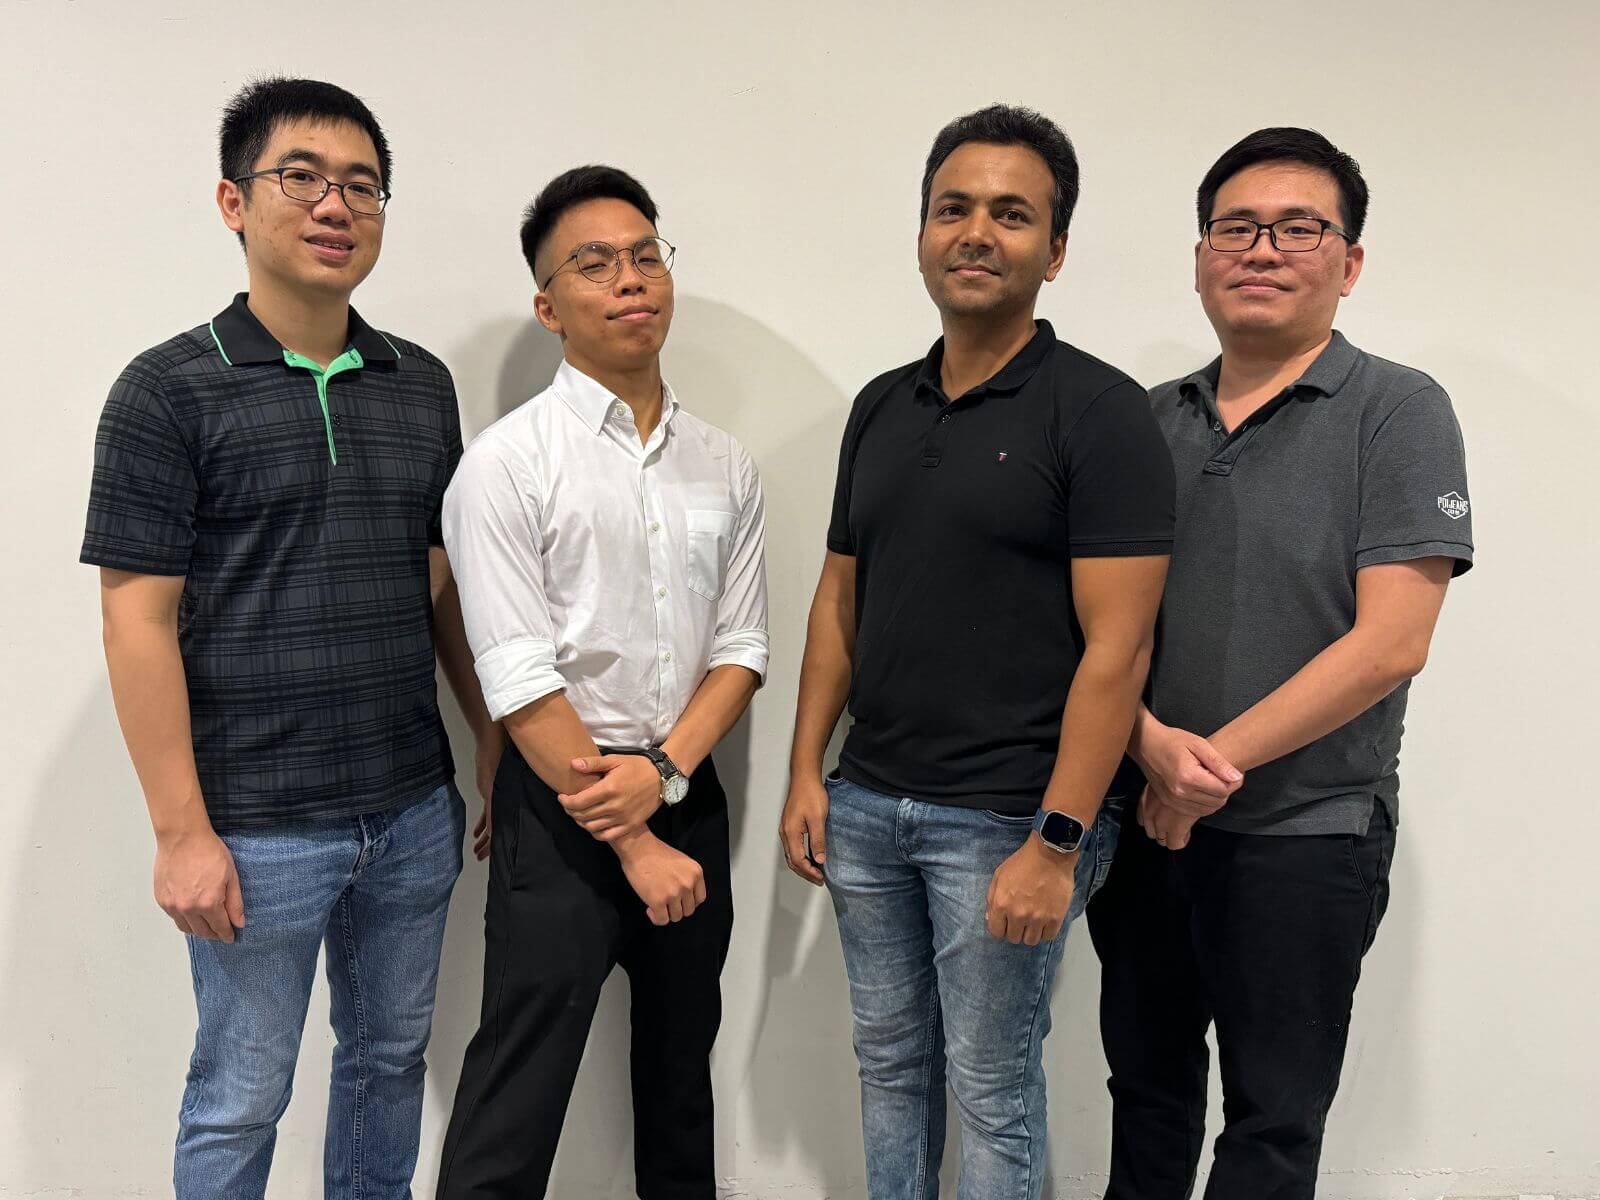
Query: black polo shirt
81 294 462 830
827 320 1176 815
1150 331 1473 836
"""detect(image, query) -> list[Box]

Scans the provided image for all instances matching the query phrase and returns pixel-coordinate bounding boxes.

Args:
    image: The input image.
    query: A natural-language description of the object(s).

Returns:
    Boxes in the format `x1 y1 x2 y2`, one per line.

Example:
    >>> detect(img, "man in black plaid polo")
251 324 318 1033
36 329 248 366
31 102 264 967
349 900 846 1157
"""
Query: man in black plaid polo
81 78 498 1200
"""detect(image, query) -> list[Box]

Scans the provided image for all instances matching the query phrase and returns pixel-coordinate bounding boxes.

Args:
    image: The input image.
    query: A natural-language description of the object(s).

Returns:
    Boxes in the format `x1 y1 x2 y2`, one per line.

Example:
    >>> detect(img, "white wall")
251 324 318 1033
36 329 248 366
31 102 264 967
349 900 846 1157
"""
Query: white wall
3 1 1596 1196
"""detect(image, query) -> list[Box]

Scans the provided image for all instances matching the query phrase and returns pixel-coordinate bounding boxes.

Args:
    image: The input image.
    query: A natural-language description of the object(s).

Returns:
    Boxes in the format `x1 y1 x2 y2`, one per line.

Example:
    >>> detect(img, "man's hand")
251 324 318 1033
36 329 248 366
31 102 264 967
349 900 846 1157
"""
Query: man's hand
614 831 706 925
154 828 245 942
470 727 506 861
1136 718 1243 818
559 754 663 842
985 835 1077 946
779 775 829 885
1138 783 1201 850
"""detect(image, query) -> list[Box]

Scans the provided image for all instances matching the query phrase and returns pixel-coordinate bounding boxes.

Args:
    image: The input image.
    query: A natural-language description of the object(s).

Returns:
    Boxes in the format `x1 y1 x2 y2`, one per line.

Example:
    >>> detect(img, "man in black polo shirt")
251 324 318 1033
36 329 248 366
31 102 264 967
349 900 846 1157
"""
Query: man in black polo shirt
81 79 497 1199
780 105 1174 1198
1087 129 1473 1199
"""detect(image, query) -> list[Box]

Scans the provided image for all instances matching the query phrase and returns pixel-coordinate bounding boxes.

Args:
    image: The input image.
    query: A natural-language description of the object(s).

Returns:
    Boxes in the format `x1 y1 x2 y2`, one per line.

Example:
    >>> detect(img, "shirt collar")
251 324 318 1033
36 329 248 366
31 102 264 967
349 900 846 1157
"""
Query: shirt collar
553 358 679 435
1177 328 1359 405
914 319 1056 401
207 292 400 367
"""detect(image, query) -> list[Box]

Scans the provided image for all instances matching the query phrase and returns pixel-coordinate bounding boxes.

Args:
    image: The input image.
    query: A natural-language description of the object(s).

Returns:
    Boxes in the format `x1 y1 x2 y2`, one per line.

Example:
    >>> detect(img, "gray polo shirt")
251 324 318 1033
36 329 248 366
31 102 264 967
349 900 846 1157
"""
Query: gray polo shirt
1150 331 1473 835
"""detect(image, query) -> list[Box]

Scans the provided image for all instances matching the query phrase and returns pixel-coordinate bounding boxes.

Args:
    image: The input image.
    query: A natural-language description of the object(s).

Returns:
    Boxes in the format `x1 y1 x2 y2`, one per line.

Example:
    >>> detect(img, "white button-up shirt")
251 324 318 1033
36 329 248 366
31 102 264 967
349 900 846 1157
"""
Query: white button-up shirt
443 360 769 746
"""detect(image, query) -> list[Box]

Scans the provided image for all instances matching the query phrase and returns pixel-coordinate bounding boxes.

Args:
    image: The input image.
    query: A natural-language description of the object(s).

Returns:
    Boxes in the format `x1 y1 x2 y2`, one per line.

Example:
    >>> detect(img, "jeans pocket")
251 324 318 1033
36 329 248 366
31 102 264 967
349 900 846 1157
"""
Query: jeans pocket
1090 801 1124 898
1344 801 1393 901
686 509 735 601
980 809 1036 826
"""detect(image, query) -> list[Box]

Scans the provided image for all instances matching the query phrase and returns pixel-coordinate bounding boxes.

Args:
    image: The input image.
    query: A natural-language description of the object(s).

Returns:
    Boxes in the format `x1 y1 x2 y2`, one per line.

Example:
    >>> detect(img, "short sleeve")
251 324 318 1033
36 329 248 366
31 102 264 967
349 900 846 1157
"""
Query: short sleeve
1357 384 1474 576
1064 380 1177 557
432 371 466 547
825 397 863 556
80 367 198 576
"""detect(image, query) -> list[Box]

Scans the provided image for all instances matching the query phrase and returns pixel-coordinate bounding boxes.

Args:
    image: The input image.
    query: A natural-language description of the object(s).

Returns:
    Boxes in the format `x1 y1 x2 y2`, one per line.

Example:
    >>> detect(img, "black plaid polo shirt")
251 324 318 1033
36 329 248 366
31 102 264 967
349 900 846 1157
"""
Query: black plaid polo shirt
82 293 462 830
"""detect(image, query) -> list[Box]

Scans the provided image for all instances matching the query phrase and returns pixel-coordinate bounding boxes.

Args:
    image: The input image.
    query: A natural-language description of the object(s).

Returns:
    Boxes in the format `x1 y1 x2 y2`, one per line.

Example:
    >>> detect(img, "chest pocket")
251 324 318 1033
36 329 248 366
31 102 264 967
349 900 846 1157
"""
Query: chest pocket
686 509 736 602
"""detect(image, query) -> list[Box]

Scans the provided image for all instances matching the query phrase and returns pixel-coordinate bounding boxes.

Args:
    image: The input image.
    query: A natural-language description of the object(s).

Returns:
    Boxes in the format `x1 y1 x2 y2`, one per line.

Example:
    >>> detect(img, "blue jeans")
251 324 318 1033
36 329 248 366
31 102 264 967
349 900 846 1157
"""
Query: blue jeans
175 783 464 1200
823 776 1120 1200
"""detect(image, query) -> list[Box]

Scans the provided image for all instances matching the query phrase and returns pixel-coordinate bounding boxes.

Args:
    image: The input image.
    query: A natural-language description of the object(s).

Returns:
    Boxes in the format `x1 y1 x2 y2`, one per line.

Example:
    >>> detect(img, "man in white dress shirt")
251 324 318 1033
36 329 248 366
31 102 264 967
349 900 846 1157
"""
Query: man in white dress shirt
435 166 769 1199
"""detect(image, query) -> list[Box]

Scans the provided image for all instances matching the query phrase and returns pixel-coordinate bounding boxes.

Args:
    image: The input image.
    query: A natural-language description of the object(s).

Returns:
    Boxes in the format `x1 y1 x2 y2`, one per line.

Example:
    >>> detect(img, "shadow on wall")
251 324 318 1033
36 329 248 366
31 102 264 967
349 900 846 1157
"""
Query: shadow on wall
0 689 204 1195
419 294 864 1196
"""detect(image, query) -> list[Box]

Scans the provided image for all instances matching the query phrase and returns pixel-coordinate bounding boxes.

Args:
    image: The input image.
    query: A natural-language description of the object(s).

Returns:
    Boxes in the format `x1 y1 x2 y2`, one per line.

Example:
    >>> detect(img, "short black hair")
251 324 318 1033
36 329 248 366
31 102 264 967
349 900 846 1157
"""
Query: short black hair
220 76 391 188
219 78 391 250
520 166 660 286
920 104 1080 241
1196 127 1369 241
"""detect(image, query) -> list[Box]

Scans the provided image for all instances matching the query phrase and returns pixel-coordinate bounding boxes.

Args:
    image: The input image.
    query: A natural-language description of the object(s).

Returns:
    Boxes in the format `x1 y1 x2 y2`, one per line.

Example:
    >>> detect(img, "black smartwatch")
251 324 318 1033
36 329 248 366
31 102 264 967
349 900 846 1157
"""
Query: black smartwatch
1030 808 1088 854
639 746 689 806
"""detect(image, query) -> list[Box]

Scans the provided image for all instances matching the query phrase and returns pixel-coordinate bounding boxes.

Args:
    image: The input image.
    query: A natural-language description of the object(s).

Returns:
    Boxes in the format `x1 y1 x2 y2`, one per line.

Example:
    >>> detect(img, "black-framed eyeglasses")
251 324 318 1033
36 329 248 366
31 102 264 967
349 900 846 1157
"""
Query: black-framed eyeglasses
233 167 391 215
1204 216 1353 253
541 237 675 290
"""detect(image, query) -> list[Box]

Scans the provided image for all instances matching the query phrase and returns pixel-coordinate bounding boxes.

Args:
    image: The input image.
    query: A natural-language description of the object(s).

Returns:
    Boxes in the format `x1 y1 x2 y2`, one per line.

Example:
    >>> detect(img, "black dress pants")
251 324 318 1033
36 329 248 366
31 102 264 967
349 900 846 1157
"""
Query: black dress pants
1087 804 1395 1200
436 745 734 1199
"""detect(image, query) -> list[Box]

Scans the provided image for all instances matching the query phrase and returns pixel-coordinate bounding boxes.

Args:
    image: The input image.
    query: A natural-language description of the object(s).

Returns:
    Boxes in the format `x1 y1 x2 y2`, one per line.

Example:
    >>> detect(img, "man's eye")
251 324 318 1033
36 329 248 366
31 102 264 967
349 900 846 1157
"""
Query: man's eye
284 170 319 184
347 184 381 200
938 205 964 218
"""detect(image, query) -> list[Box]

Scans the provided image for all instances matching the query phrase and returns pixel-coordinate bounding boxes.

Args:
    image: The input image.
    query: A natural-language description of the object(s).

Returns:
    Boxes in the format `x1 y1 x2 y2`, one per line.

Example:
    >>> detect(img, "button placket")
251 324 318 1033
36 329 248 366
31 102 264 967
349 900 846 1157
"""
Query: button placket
640 460 676 728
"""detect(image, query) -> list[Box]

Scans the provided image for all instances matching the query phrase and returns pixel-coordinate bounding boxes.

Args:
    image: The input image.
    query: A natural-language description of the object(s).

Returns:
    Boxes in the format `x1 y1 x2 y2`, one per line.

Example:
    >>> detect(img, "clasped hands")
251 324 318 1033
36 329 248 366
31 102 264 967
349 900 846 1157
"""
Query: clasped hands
561 753 705 928
1136 720 1244 850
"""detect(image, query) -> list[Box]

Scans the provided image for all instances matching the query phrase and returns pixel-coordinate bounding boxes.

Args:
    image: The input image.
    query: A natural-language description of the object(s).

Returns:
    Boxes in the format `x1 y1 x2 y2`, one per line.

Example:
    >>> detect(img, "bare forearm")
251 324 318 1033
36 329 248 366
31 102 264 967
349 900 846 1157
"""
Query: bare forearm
102 618 209 837
1210 631 1414 772
1041 640 1154 823
430 557 497 744
502 691 602 796
788 597 854 782
661 666 759 776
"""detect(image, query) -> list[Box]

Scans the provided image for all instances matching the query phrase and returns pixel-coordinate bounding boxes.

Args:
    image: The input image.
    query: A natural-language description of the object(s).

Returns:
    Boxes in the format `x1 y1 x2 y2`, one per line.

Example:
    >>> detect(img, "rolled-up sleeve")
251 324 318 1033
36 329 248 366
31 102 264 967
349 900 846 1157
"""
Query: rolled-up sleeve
708 442 770 683
441 436 566 721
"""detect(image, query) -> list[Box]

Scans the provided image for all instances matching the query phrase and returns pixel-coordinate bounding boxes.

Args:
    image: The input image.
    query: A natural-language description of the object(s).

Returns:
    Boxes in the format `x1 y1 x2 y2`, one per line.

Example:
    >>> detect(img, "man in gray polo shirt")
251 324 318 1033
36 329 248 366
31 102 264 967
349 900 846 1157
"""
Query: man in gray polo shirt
1087 128 1473 1199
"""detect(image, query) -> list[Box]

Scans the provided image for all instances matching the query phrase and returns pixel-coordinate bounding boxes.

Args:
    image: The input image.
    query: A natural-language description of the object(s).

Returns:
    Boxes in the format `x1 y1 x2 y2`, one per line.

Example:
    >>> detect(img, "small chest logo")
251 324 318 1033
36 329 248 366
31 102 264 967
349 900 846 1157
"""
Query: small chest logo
1437 491 1470 520
996 451 1008 462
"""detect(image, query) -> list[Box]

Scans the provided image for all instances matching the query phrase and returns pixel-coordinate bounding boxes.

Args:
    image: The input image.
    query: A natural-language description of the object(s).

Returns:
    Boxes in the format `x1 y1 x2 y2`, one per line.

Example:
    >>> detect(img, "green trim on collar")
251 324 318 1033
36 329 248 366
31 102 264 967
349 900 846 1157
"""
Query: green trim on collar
283 347 364 465
208 320 235 366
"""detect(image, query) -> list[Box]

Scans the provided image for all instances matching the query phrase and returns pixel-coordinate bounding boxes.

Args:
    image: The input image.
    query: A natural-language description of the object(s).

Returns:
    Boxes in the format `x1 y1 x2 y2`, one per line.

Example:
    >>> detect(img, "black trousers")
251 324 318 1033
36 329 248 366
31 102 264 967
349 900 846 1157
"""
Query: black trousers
1087 804 1395 1200
436 746 734 1199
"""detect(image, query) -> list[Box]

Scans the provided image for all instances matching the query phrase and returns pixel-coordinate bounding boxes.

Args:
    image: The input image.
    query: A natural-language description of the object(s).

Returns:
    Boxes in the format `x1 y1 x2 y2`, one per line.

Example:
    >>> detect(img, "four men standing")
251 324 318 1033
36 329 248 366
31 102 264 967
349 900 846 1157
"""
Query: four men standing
85 79 1469 1200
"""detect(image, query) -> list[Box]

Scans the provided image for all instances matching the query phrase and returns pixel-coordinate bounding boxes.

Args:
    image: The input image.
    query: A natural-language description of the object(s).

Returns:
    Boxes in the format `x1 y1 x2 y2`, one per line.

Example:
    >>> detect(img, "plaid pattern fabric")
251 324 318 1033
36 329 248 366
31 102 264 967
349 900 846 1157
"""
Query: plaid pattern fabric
82 294 461 830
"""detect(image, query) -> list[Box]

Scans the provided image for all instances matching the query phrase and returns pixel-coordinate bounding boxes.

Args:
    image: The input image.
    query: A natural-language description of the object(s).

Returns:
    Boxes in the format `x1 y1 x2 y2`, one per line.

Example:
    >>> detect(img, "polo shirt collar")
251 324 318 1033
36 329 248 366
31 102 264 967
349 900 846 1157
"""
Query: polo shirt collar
208 292 400 367
1177 328 1360 405
915 319 1055 401
553 358 679 435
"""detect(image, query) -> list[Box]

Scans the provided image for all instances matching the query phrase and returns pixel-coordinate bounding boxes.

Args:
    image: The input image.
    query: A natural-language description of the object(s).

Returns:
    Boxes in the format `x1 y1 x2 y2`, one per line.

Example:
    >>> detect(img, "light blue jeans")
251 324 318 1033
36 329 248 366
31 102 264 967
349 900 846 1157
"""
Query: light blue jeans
175 783 464 1200
823 776 1120 1200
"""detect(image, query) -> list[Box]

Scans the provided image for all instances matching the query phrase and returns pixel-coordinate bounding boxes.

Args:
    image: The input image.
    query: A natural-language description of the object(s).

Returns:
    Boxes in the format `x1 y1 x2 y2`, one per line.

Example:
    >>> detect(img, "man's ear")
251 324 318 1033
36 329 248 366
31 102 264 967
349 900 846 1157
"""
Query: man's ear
533 290 562 336
1043 232 1068 283
1340 242 1365 298
217 179 246 235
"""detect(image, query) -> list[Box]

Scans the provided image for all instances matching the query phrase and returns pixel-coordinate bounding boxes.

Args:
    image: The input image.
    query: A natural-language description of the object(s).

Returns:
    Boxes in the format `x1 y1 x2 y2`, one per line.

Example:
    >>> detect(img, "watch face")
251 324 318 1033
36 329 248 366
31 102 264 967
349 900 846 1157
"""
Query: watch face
1038 809 1086 852
664 773 690 806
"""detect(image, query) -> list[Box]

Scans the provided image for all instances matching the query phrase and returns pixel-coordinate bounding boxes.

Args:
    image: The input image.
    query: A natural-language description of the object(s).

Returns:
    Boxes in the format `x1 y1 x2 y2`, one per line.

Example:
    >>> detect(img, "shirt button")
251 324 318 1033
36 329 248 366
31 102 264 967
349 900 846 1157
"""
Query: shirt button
650 521 661 533
1212 421 1222 432
613 403 627 420
662 651 673 663
656 586 668 599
